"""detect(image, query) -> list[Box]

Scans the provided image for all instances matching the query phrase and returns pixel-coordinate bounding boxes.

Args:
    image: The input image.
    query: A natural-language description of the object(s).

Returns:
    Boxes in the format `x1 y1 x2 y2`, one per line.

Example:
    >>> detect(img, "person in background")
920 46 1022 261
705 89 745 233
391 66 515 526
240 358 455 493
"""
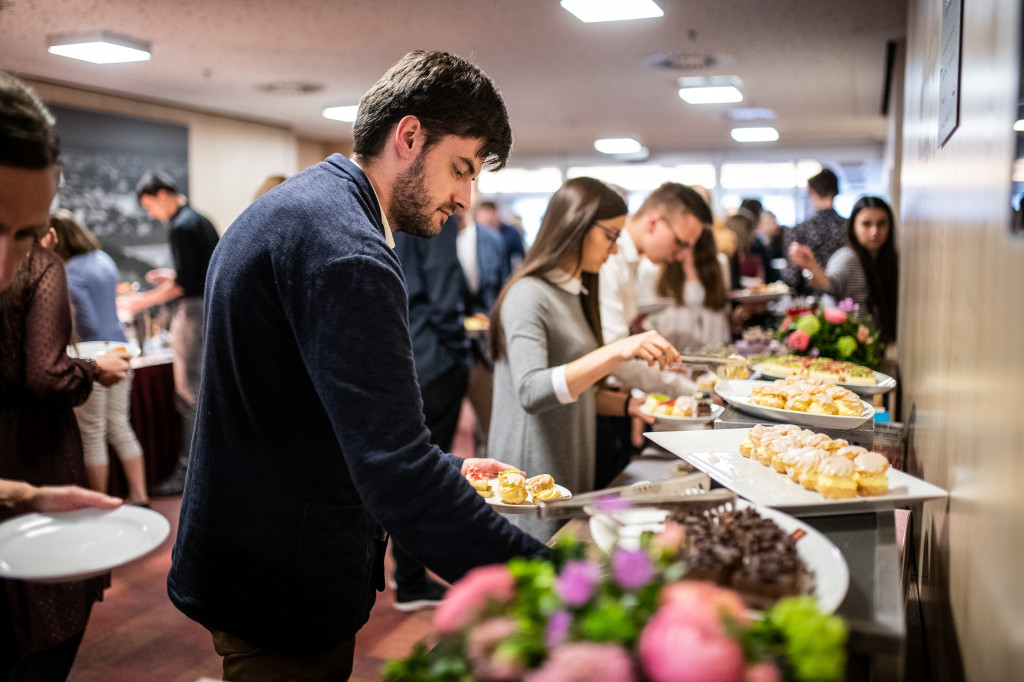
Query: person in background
48 210 149 507
754 209 785 283
788 196 899 344
166 51 548 680
120 172 219 497
488 177 677 541
693 185 736 262
638 228 731 351
0 71 131 682
0 479 121 523
782 168 846 292
253 174 287 201
726 208 763 290
596 182 711 486
390 214 470 611
476 199 525 272
457 204 510 458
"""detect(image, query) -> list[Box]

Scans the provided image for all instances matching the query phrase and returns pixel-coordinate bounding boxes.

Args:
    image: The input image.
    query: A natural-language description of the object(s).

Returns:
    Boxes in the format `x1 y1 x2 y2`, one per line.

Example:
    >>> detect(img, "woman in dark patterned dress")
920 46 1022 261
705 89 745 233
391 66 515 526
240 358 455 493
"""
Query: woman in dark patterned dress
0 72 130 681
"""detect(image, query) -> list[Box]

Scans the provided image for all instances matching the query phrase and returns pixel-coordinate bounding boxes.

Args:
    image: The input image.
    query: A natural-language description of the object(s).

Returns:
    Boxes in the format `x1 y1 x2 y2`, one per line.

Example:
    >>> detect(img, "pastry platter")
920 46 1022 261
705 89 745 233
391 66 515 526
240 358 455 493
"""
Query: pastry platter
715 379 874 429
753 364 896 397
644 428 948 517
483 479 573 514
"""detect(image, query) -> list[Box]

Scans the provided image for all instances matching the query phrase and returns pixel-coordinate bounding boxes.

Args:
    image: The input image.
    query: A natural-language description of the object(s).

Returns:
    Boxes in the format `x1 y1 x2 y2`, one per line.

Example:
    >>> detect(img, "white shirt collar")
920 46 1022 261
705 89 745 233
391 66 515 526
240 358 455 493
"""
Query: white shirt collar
549 268 587 295
350 157 395 248
619 226 641 266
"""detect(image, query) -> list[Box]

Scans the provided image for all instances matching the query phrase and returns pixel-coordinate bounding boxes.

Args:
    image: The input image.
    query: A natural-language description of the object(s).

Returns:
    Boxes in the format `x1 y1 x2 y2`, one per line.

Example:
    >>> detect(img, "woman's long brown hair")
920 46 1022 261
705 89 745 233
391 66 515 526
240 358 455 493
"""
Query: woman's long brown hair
655 227 727 311
489 177 627 361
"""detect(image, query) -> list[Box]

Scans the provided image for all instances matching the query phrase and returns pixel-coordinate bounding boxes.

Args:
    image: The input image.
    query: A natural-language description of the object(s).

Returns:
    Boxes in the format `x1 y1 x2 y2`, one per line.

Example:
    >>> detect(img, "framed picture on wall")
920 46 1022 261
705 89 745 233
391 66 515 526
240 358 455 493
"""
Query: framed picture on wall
48 104 189 285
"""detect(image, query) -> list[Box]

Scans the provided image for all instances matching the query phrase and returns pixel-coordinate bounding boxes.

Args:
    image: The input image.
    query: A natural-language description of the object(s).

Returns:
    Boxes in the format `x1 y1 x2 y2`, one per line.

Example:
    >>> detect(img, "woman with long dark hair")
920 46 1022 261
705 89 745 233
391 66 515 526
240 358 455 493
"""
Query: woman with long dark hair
789 196 899 342
488 177 679 541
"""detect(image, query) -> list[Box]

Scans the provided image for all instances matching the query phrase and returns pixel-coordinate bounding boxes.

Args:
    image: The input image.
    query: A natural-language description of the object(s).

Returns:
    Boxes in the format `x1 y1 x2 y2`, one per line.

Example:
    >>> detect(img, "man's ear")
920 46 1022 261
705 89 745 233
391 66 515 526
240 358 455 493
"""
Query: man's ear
393 115 423 161
643 211 661 234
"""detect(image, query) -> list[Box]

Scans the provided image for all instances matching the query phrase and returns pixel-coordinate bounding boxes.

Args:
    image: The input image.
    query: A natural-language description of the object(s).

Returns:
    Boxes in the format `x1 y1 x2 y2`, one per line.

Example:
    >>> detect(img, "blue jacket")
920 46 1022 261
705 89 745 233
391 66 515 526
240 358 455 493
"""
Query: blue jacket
167 154 546 652
393 216 470 388
468 224 510 317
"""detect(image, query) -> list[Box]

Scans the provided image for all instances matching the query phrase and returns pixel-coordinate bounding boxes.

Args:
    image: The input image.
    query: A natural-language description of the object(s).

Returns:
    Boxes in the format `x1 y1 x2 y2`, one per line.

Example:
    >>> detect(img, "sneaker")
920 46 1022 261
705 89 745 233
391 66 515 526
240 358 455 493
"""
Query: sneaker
149 464 187 497
393 578 447 612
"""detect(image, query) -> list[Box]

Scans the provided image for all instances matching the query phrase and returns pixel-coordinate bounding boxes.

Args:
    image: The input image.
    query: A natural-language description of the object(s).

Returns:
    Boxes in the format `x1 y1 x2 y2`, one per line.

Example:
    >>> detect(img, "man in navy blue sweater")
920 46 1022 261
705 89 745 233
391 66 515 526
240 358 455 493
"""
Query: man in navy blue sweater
167 51 547 680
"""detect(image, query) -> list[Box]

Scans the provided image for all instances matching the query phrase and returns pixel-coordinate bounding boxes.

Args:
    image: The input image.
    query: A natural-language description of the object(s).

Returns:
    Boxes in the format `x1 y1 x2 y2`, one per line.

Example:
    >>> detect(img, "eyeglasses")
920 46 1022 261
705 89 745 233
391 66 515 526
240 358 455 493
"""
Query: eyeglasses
594 221 622 243
659 216 694 252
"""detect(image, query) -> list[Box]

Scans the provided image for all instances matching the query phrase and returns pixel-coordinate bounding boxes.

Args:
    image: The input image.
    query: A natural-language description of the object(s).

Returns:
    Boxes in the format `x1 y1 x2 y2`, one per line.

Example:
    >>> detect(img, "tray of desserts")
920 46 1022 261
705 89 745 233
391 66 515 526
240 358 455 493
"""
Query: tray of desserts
589 501 848 614
464 468 571 514
727 281 790 303
753 356 896 396
644 428 948 516
715 378 873 429
66 340 141 360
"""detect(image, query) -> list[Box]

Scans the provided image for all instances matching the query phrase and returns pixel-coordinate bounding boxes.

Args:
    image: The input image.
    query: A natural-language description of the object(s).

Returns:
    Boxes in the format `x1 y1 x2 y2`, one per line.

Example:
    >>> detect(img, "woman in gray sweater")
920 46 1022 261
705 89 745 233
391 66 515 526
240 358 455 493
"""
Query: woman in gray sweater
487 177 680 540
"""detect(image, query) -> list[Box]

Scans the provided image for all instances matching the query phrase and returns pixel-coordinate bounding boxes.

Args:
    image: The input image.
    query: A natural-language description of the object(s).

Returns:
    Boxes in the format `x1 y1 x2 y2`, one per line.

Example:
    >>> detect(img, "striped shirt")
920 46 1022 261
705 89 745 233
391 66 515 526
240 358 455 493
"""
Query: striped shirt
822 246 878 332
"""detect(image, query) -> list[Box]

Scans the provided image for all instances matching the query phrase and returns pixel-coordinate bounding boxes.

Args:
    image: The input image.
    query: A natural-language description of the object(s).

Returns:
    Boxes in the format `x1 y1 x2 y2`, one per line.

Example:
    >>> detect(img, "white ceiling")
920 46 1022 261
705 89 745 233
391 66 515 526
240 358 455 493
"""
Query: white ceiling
0 0 907 164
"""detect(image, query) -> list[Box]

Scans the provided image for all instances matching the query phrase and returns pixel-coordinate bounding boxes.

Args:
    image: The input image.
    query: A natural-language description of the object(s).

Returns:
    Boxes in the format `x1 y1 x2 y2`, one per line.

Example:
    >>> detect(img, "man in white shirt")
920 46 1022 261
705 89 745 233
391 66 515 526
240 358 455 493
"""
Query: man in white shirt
599 182 713 395
593 182 713 487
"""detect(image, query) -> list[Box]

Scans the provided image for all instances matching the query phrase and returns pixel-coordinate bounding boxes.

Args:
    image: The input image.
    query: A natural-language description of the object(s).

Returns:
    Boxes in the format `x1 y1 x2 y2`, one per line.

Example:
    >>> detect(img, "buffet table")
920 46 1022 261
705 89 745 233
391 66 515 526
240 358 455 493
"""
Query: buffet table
549 453 907 681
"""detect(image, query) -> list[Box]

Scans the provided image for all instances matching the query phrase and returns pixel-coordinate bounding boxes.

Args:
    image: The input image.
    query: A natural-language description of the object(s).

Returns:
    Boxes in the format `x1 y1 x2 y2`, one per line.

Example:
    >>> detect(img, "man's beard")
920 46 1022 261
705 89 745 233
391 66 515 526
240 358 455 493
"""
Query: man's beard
389 153 454 238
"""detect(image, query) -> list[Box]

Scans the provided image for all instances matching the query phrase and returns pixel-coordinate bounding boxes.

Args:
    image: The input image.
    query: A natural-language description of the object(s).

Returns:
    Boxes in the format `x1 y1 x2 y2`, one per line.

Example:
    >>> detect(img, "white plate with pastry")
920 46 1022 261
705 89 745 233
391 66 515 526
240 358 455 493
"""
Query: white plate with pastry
753 363 896 397
467 471 573 514
66 340 141 360
588 500 849 614
644 429 948 517
715 379 874 429
0 506 170 583
640 403 723 428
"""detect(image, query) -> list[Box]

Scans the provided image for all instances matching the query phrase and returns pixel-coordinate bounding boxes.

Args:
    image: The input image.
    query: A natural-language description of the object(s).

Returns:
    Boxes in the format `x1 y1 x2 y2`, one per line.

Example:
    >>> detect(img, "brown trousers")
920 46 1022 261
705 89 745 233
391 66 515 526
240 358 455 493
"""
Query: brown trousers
210 629 356 681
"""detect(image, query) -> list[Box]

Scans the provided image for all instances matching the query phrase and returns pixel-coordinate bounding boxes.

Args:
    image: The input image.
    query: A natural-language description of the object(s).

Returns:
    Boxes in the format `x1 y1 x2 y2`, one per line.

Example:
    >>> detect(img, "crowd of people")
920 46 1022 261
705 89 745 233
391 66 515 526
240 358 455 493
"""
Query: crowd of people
0 50 901 681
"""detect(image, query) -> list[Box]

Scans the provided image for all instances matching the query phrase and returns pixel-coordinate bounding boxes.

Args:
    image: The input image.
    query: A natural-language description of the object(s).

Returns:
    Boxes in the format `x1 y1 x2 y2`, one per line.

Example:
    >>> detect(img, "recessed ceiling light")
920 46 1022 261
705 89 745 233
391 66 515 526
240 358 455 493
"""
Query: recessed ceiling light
678 76 743 104
561 0 663 23
47 30 151 64
729 107 776 121
594 138 643 154
730 127 779 143
322 105 359 122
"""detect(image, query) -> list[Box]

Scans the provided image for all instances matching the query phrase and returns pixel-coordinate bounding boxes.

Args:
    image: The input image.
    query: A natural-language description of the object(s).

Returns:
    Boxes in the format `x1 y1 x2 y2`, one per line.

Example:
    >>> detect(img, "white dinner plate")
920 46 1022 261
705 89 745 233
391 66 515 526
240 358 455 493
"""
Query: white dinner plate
644 428 949 516
66 340 141 360
588 500 849 614
715 379 874 429
640 403 723 425
483 480 573 514
0 506 170 583
753 364 896 397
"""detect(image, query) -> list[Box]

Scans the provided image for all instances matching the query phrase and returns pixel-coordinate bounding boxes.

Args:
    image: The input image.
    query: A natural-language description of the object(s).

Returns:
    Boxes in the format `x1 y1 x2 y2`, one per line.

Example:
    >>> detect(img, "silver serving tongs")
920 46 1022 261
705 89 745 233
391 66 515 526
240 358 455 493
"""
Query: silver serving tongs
535 473 735 519
669 353 750 380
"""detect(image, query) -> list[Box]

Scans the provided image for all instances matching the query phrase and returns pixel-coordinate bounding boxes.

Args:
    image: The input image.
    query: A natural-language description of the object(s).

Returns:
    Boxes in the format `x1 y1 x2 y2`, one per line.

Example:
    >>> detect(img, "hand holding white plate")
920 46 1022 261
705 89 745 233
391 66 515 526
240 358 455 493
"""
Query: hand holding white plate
66 340 141 360
0 506 169 582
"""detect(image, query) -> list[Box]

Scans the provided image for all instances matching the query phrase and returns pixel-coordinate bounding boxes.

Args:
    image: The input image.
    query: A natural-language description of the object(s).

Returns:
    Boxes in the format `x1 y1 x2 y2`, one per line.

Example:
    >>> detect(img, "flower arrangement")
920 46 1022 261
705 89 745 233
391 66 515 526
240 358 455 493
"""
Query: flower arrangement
383 538 847 682
774 299 883 369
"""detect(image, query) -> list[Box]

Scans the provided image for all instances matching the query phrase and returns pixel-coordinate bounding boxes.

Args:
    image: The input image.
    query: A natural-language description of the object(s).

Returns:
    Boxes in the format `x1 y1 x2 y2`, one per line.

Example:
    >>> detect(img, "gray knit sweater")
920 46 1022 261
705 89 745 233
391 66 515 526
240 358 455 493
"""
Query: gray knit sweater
488 276 600 541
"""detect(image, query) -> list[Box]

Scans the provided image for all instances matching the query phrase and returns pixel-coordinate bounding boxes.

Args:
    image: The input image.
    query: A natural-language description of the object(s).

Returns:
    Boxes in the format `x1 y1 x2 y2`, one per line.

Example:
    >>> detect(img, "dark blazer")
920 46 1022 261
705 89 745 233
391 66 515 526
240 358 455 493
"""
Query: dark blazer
467 223 510 317
167 155 546 653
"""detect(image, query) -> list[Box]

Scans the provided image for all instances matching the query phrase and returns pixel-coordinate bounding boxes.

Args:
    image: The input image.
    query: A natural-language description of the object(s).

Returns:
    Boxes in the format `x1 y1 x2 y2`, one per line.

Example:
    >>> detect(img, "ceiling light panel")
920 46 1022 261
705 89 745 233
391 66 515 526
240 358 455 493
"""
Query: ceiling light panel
678 75 743 104
594 137 643 154
47 31 151 64
730 127 779 143
561 0 663 23
322 105 359 122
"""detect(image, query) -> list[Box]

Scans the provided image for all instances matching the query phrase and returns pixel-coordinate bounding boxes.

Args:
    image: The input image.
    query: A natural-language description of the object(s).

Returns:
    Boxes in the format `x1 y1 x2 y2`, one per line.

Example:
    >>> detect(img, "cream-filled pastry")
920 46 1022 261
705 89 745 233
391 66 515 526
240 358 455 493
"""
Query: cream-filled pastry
816 456 858 499
852 452 890 496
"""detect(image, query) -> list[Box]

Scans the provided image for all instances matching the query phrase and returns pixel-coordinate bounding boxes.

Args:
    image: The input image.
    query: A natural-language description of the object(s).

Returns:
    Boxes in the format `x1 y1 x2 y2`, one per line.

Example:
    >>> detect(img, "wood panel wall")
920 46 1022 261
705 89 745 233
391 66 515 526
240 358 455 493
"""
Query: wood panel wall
901 0 1024 678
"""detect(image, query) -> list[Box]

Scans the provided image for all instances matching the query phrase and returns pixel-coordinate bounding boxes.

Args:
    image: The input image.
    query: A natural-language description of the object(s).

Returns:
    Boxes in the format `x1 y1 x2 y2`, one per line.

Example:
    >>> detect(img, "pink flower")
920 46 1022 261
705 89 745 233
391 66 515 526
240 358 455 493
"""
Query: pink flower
779 316 793 332
556 560 601 607
525 643 637 682
435 564 515 634
639 603 745 682
659 581 750 629
785 330 810 351
856 325 870 343
823 308 847 324
612 548 653 590
746 662 782 682
651 521 686 555
545 611 571 648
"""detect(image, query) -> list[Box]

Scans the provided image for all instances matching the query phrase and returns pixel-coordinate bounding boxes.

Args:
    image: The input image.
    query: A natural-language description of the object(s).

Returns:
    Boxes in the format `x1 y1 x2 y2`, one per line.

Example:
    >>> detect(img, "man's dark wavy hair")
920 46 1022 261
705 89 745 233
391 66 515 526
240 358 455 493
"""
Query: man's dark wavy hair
0 72 60 169
353 50 513 171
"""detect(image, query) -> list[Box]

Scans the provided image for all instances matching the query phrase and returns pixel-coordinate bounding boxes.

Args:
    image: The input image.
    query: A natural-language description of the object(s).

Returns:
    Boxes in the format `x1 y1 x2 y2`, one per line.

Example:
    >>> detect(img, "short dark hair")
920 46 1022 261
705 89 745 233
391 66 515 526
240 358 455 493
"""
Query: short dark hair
807 169 839 198
136 171 180 201
353 50 513 171
0 71 60 169
636 182 714 226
